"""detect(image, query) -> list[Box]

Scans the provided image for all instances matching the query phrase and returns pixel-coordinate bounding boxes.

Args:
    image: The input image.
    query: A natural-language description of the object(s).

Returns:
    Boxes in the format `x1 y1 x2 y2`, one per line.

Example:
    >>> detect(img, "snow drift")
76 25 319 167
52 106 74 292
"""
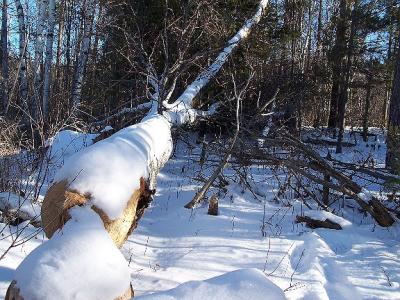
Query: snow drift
136 269 286 300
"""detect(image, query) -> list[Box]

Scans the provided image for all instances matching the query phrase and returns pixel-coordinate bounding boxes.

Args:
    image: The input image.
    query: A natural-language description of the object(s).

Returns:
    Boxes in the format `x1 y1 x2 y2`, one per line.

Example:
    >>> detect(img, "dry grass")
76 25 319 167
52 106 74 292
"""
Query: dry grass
0 117 21 156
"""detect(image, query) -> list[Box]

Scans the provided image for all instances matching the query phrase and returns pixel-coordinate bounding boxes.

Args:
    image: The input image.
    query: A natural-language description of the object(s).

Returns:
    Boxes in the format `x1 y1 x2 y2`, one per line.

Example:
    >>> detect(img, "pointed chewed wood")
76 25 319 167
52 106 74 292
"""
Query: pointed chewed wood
41 177 152 248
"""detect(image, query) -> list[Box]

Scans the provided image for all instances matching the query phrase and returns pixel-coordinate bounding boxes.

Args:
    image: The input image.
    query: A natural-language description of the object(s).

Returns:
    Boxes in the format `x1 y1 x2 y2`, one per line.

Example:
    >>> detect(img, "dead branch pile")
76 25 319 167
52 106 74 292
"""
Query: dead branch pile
232 129 395 227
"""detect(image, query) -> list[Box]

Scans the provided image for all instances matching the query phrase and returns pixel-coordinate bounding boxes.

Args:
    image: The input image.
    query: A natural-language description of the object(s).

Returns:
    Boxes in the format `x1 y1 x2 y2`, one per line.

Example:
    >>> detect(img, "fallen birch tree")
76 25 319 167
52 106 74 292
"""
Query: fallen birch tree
6 1 270 299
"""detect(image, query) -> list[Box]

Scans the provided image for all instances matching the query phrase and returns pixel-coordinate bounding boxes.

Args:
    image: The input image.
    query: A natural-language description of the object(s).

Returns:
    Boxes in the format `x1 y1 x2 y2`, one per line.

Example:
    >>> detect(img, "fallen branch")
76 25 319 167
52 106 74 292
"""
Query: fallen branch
185 135 236 209
92 101 152 127
295 215 342 230
303 137 356 148
185 72 252 209
255 87 280 118
329 159 400 182
236 130 395 227
0 193 41 227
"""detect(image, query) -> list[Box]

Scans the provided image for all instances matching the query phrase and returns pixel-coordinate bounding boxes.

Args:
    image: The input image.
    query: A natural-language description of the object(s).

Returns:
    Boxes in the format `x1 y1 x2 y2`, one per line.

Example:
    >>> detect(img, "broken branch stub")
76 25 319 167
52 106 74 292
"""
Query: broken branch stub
208 194 219 216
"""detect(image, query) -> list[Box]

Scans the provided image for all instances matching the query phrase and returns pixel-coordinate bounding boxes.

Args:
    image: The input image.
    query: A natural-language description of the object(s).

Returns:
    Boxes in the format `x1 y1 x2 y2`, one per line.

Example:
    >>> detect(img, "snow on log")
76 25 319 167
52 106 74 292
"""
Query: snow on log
6 115 172 300
42 114 172 245
296 215 342 230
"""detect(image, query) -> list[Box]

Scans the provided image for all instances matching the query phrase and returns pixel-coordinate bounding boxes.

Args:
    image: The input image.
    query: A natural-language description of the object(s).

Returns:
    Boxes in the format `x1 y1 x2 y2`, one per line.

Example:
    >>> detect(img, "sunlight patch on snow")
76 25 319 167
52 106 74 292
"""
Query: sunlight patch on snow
124 134 400 300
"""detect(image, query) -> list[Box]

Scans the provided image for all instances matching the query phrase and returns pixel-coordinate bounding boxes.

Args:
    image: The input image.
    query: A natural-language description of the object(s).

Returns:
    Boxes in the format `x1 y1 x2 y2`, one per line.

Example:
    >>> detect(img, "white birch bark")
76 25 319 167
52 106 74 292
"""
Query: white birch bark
55 0 65 79
32 0 49 120
42 0 56 118
15 0 29 120
71 0 96 110
164 0 269 125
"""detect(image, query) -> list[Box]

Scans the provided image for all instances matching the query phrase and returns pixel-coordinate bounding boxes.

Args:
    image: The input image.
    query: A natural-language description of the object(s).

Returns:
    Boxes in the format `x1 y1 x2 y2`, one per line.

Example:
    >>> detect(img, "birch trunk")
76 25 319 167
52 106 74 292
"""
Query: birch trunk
164 0 269 125
63 0 76 93
42 0 56 119
6 1 270 299
362 74 372 142
65 0 72 81
303 1 312 74
15 0 29 121
55 0 65 84
33 0 49 121
89 2 102 93
70 0 95 110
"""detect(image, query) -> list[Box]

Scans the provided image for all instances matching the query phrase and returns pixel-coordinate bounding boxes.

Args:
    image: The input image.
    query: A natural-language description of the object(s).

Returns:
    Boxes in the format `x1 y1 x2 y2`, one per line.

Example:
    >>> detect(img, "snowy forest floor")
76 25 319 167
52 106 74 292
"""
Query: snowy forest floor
0 128 399 299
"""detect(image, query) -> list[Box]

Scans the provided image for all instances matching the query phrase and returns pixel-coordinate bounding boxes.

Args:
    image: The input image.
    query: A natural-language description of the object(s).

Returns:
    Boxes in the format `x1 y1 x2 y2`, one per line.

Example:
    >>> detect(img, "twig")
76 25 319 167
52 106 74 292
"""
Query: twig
184 72 253 209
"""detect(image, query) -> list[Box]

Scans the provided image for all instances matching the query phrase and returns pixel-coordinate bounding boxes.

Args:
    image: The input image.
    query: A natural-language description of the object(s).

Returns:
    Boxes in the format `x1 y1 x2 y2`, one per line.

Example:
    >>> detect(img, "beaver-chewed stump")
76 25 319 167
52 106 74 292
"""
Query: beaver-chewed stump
208 195 219 216
41 177 153 248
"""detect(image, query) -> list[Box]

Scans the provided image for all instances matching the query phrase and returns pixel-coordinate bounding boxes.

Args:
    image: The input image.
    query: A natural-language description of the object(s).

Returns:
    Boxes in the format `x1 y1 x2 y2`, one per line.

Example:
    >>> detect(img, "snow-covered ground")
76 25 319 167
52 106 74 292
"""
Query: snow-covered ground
0 128 399 299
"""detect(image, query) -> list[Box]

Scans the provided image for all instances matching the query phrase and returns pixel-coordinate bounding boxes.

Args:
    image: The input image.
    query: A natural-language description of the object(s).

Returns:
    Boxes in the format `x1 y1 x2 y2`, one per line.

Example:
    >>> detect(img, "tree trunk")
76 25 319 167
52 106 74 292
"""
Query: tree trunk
312 0 323 128
322 174 330 206
336 0 358 154
328 80 340 129
386 33 400 174
55 0 66 82
54 0 65 117
14 0 29 123
42 0 56 120
384 0 396 126
304 0 312 74
315 0 323 62
33 0 49 121
89 2 103 98
65 0 72 86
362 74 372 142
70 0 96 111
328 0 348 130
0 0 8 114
